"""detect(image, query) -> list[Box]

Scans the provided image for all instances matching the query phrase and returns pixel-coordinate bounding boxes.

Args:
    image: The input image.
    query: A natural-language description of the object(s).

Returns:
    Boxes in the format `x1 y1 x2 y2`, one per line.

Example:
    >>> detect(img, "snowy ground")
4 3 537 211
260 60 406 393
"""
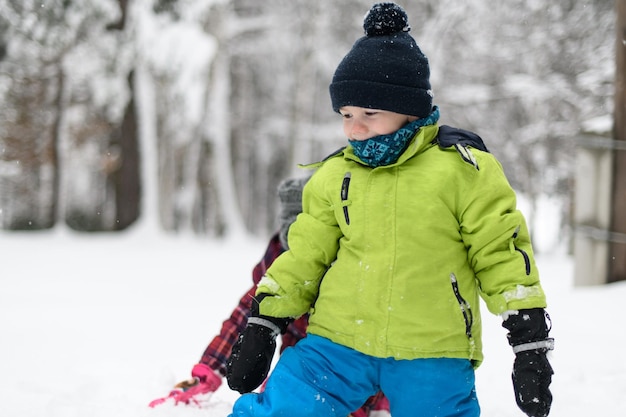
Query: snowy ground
1 228 625 417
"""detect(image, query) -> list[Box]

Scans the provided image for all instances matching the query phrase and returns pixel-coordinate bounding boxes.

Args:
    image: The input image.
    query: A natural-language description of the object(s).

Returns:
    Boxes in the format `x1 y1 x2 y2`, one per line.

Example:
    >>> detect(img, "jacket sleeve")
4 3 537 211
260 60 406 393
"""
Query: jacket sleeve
459 153 547 314
257 174 343 318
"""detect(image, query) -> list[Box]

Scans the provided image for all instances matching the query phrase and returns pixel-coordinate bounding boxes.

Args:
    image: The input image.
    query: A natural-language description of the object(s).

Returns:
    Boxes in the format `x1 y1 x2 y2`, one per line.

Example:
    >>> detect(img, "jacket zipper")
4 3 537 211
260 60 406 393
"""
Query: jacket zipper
450 273 473 338
341 172 351 225
511 226 531 275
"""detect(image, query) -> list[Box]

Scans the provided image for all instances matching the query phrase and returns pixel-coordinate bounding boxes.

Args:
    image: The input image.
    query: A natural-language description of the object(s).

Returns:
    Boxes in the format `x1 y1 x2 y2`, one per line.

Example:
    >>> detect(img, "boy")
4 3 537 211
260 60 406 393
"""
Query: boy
227 3 554 417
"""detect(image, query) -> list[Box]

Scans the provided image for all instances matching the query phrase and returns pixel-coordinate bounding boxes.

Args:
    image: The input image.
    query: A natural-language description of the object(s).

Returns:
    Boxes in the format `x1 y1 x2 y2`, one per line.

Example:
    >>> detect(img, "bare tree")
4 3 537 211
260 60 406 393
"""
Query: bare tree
0 1 73 229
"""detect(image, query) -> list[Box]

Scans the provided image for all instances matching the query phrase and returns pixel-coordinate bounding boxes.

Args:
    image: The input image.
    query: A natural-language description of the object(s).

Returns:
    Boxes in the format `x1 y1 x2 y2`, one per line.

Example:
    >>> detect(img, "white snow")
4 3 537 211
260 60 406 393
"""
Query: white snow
581 115 613 136
1 227 625 417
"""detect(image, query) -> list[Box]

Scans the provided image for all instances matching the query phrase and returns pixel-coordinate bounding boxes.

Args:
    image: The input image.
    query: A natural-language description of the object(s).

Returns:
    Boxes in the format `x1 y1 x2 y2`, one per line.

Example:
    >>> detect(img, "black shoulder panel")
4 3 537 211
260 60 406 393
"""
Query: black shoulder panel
435 125 489 153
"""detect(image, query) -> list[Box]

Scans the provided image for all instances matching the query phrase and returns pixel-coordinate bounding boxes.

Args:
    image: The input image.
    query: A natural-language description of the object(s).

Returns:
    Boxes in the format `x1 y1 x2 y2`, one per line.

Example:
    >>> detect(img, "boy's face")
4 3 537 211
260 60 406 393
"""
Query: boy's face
339 106 418 141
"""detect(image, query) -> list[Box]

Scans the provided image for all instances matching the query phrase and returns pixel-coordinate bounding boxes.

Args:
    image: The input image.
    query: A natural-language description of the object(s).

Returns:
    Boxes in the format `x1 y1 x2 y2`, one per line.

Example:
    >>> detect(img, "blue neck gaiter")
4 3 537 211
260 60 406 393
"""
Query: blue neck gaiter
349 106 440 167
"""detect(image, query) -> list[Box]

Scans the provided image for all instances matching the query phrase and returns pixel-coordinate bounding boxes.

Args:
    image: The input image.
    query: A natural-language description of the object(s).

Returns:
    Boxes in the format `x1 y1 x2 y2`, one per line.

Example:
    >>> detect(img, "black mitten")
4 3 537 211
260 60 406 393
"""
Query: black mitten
226 295 291 394
502 308 555 417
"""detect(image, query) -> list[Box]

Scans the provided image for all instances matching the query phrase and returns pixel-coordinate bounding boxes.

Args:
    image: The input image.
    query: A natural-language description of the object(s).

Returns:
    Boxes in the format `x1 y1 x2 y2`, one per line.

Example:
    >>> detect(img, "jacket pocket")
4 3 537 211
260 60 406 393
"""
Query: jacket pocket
510 226 531 275
450 273 473 339
340 172 351 225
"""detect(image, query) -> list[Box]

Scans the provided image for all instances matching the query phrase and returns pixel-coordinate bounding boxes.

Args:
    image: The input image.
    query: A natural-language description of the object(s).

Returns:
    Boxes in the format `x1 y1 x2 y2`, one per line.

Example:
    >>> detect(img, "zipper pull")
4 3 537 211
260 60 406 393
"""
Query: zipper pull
510 225 521 253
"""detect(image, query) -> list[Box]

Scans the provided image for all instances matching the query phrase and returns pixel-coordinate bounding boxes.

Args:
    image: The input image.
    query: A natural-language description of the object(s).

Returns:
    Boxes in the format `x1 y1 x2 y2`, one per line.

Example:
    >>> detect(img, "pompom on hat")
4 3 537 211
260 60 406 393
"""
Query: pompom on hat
329 2 433 118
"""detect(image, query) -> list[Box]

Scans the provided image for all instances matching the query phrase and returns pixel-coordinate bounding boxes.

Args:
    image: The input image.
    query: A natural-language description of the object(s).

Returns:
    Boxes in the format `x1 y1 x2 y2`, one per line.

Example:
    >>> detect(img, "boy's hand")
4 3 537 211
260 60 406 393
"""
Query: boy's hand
502 308 554 417
226 294 290 393
511 350 553 417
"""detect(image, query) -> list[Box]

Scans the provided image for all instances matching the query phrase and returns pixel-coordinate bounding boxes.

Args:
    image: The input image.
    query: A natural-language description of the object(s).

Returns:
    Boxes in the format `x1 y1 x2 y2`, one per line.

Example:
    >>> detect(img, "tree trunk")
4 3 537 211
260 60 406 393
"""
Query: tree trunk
608 0 626 283
112 71 141 230
203 4 246 238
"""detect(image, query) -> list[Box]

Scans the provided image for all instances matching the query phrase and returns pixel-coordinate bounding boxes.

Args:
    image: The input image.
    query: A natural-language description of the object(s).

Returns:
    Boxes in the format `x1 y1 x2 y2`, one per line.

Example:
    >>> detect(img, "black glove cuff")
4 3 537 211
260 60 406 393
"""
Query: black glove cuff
502 308 551 347
251 294 292 334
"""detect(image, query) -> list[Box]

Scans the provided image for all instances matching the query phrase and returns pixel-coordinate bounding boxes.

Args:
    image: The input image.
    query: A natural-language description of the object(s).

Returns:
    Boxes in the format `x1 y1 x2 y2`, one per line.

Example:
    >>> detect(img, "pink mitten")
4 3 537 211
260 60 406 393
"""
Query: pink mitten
148 364 222 408
192 363 221 386
174 363 222 405
148 389 183 408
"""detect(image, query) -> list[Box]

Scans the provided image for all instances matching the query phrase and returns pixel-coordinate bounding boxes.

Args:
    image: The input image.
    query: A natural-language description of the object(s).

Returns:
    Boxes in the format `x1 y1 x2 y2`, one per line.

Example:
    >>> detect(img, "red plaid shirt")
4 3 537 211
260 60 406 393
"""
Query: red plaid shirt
199 233 307 376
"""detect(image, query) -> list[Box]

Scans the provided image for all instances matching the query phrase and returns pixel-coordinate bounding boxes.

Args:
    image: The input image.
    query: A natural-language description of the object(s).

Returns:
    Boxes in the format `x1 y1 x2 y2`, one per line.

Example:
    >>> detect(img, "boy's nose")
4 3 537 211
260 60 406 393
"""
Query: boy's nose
350 120 368 139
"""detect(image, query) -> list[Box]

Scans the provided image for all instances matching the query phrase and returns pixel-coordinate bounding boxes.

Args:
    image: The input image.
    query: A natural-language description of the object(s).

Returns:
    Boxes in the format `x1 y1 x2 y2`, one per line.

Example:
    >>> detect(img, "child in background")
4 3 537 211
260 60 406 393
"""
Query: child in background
149 176 390 417
226 3 554 417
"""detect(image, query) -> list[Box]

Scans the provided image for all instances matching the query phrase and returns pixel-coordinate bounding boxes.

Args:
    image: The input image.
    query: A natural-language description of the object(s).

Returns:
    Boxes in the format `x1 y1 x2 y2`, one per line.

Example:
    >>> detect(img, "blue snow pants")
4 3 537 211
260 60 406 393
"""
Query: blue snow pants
229 334 480 417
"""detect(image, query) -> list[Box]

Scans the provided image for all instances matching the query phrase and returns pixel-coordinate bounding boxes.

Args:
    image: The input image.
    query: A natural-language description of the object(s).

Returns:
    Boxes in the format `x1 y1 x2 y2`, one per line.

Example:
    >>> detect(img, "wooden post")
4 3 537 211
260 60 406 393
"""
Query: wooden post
608 0 626 283
574 133 614 286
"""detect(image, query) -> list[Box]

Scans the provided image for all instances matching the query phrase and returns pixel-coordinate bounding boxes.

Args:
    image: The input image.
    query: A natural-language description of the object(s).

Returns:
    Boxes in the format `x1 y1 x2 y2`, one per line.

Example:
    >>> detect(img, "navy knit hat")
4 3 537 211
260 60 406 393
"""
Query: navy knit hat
329 3 433 118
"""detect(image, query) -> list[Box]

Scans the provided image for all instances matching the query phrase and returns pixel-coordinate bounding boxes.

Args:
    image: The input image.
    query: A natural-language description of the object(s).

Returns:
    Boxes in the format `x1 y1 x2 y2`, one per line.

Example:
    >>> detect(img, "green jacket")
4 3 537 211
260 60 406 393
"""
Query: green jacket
257 124 547 366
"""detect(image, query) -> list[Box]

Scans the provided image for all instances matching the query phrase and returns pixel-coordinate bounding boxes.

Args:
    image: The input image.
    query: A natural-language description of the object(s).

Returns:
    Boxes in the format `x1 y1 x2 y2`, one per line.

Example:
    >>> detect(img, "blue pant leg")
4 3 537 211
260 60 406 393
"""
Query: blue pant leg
229 335 378 417
229 357 330 417
379 358 480 417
